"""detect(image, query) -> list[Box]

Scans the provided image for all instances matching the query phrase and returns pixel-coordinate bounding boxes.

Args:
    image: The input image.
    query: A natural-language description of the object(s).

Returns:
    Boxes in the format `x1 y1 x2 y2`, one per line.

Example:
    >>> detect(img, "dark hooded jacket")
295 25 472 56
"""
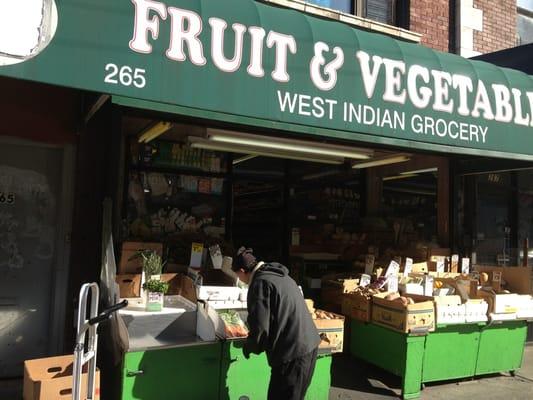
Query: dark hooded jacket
244 262 321 366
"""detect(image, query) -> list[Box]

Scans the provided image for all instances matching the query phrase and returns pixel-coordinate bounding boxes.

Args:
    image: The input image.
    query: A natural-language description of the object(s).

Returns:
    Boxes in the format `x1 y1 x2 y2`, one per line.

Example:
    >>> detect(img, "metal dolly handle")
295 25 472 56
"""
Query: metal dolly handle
72 283 127 400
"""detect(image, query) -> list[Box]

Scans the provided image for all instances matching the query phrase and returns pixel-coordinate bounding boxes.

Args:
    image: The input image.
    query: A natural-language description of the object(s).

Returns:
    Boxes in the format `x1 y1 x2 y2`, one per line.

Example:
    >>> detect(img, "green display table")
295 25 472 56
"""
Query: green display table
121 342 221 400
476 320 527 375
121 340 332 400
220 340 332 400
350 319 527 399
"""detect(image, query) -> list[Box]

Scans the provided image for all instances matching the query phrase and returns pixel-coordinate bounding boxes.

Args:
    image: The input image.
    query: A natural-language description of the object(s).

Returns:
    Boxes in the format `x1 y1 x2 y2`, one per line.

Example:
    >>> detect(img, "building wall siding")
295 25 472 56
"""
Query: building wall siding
474 0 517 53
410 0 450 51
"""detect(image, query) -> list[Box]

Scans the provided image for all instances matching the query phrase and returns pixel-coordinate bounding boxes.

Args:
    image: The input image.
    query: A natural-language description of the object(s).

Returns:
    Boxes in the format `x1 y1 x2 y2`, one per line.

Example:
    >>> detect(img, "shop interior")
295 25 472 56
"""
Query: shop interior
119 112 453 300
104 109 533 400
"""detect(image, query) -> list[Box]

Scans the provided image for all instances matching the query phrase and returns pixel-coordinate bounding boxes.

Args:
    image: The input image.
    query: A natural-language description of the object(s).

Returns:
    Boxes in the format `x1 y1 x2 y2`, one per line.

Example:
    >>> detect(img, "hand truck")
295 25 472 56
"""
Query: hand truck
73 282 128 400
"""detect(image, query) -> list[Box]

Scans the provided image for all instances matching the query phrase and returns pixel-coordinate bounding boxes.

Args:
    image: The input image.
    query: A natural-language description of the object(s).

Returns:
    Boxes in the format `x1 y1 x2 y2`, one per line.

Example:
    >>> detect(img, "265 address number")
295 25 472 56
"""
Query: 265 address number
0 192 15 205
104 63 146 88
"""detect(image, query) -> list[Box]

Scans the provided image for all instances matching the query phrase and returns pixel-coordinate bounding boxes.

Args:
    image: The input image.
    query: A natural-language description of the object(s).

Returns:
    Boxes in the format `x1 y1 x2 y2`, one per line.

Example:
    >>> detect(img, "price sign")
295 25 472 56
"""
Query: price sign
385 260 400 277
359 274 371 287
461 258 470 274
451 255 459 273
386 274 399 293
190 242 204 268
436 258 445 273
404 257 413 277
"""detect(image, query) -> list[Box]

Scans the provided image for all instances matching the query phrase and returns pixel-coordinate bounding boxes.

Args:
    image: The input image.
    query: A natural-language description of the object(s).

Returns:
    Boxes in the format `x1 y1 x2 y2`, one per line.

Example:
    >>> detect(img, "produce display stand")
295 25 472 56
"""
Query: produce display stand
349 319 528 399
220 340 332 400
120 338 332 400
115 278 333 400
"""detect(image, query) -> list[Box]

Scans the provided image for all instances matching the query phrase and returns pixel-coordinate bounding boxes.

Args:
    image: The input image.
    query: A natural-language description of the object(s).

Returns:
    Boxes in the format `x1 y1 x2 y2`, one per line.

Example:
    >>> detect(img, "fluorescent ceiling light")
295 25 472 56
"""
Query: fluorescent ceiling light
383 173 418 181
384 187 436 196
302 169 341 181
206 129 372 160
138 121 172 143
352 154 410 169
400 167 438 175
233 154 258 165
189 137 343 165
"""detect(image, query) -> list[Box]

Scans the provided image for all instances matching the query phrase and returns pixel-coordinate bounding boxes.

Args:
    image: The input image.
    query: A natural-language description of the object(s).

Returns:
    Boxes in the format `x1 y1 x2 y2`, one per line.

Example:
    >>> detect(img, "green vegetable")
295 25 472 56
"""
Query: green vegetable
219 310 244 326
143 279 169 294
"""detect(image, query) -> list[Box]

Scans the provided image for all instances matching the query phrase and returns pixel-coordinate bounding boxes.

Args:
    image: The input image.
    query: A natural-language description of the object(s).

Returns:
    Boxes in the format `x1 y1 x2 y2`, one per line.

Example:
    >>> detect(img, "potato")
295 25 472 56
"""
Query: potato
385 293 400 301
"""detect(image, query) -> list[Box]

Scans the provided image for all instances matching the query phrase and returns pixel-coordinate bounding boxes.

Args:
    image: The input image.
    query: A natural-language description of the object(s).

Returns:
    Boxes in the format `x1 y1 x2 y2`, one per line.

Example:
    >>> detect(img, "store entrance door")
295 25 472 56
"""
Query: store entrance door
0 141 68 378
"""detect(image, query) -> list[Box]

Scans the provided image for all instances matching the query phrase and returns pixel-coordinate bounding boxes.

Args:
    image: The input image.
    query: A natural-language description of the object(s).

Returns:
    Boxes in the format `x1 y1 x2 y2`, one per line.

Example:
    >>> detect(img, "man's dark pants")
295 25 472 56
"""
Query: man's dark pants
267 348 318 400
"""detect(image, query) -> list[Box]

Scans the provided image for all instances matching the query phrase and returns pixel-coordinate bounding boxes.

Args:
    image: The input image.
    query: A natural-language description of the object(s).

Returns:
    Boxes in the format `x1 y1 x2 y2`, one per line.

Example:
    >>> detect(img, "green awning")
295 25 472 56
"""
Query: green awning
1 0 532 159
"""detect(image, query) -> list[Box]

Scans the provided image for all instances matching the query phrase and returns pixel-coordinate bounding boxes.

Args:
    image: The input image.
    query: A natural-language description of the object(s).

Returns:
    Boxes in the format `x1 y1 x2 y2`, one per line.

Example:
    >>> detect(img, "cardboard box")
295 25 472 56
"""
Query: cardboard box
372 293 435 334
160 273 183 295
321 278 358 307
465 299 489 322
434 295 466 325
516 295 533 319
411 262 428 274
119 241 163 274
313 311 345 353
474 266 531 294
476 291 521 314
342 292 372 322
197 285 242 302
116 274 142 298
24 355 100 400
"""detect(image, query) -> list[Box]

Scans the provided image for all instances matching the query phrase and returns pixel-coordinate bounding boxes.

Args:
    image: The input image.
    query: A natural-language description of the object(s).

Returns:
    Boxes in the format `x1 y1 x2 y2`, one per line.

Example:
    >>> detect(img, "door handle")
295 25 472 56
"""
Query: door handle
126 369 144 377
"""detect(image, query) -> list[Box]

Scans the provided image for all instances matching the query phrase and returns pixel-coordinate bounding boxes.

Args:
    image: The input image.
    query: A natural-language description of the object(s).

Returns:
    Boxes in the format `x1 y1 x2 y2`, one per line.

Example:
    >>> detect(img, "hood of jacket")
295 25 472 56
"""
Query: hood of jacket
254 262 288 279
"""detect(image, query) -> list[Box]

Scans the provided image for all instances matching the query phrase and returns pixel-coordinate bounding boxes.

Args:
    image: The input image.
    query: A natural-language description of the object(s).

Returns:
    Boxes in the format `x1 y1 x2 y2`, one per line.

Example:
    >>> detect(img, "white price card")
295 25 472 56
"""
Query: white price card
385 260 400 277
461 258 470 274
190 242 204 268
386 274 399 293
359 274 371 288
209 244 223 269
403 258 413 277
436 258 445 273
423 275 434 296
451 255 459 273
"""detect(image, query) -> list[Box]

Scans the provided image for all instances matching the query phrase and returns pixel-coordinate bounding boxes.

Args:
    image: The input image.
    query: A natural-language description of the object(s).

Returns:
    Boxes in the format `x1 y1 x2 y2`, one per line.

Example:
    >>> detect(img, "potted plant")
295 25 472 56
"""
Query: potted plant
143 279 169 312
140 250 165 280
131 249 165 280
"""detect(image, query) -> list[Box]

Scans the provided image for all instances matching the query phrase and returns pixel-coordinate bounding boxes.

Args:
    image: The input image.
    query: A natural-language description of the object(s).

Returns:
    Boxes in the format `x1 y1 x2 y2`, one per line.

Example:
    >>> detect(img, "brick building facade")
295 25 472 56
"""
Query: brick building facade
285 0 518 56
473 0 517 53
408 0 517 55
410 0 450 52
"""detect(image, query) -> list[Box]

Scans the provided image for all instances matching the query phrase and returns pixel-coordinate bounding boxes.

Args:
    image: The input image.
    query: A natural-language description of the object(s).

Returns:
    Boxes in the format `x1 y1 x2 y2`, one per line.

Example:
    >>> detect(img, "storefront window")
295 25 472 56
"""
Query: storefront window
306 0 398 26
379 171 438 246
517 170 533 265
473 173 514 265
518 0 533 44
307 0 353 14
518 0 533 11
365 0 396 25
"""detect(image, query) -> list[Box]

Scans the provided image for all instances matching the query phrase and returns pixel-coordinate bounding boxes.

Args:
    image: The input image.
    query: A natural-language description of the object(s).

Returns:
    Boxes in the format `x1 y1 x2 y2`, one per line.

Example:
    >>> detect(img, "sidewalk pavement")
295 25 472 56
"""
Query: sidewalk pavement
330 344 533 400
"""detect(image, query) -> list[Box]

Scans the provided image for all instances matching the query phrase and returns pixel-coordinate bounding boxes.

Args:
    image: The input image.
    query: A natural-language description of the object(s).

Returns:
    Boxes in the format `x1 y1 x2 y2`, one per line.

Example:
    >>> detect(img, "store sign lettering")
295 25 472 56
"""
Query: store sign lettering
2 0 533 157
130 0 533 136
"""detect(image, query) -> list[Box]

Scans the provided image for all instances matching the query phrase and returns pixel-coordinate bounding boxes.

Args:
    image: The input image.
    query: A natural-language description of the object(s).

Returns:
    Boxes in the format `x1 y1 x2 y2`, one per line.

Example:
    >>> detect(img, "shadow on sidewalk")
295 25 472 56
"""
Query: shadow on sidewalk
330 353 401 398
